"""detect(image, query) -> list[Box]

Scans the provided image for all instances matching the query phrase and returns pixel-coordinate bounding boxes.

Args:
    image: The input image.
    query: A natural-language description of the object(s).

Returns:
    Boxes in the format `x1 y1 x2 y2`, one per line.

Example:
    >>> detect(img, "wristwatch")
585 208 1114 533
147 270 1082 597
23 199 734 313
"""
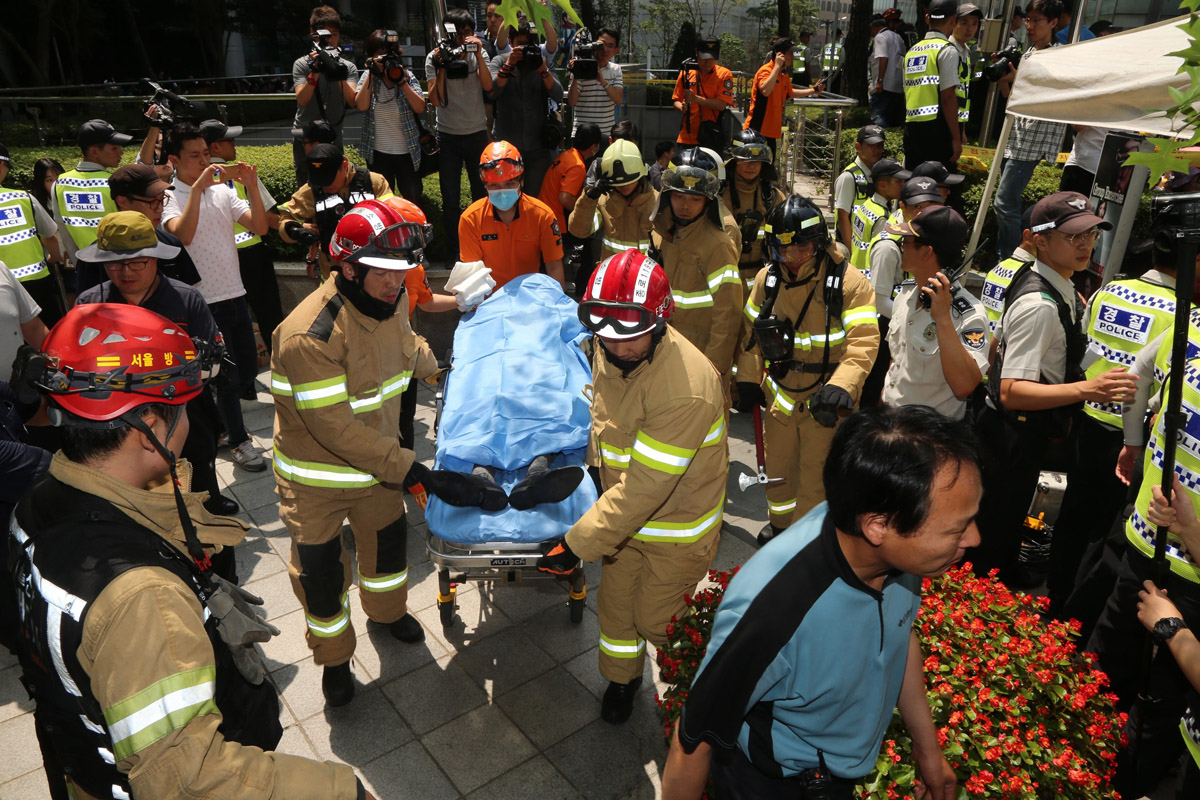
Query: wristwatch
1152 616 1188 644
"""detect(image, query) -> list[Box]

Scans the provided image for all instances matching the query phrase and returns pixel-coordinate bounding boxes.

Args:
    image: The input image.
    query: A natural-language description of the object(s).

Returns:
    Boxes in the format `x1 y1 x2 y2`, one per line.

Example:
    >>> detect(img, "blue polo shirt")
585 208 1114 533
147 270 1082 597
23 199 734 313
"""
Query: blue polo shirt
679 502 921 779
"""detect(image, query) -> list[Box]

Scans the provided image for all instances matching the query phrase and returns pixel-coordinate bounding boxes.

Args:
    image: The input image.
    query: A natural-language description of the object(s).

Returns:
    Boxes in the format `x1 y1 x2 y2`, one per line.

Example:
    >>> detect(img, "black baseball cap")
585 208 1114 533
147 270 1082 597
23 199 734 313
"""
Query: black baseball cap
199 119 244 144
912 160 966 187
292 118 338 144
307 143 345 189
929 0 959 20
886 205 969 254
0 143 8 163
871 158 912 181
109 164 173 199
78 120 134 150
697 36 720 60
771 36 794 54
857 125 886 145
1031 191 1112 235
957 3 983 19
901 176 944 205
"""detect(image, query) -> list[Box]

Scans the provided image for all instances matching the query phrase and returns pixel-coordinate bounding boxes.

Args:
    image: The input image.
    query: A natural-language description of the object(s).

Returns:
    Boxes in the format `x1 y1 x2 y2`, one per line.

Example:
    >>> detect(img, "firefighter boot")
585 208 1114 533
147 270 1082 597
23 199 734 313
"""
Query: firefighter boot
757 522 786 547
601 677 643 725
389 613 425 643
322 662 354 707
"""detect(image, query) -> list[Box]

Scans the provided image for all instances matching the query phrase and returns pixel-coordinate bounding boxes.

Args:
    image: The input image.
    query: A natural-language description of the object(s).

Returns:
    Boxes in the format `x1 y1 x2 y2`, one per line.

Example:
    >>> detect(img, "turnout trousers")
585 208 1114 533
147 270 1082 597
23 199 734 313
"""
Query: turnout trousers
763 406 838 529
597 533 719 684
278 482 411 666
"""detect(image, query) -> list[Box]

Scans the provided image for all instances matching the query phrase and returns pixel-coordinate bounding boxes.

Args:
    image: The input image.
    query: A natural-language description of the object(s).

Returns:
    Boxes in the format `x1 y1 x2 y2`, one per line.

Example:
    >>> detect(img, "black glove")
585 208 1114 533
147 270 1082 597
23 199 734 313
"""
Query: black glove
734 381 766 413
537 537 580 575
807 384 853 428
283 221 320 247
584 177 613 200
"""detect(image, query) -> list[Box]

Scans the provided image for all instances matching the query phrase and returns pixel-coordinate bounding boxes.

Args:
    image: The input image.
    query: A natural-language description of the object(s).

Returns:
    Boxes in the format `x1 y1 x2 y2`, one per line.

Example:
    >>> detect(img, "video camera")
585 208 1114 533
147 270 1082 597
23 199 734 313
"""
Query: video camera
141 79 209 125
570 30 605 80
432 22 478 79
368 30 406 82
983 44 1022 82
308 28 349 80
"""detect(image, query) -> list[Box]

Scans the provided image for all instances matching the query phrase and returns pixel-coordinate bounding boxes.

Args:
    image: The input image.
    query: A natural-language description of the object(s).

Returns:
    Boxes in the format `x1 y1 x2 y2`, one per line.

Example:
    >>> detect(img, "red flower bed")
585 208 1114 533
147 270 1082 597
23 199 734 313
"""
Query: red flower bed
656 564 1127 799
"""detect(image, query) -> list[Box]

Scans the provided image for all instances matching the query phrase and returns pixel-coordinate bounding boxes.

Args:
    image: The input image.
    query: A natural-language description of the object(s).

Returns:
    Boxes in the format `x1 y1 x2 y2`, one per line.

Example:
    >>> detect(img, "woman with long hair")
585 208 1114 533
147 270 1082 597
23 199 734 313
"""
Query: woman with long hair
31 158 65 214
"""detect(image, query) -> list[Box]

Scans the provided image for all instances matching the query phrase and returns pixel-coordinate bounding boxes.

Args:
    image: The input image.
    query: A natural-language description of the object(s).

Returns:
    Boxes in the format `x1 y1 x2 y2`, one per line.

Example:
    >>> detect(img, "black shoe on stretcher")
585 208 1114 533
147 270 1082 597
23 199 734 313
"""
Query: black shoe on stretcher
407 462 509 511
510 463 585 510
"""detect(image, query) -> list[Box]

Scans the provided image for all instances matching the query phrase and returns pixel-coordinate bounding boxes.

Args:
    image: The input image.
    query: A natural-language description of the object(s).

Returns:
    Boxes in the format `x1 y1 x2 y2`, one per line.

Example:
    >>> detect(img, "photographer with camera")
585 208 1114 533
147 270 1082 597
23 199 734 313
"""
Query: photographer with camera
992 0 1067 261
567 28 623 146
671 36 734 152
663 405 968 800
490 18 563 197
355 29 428 204
425 7 493 264
291 5 358 186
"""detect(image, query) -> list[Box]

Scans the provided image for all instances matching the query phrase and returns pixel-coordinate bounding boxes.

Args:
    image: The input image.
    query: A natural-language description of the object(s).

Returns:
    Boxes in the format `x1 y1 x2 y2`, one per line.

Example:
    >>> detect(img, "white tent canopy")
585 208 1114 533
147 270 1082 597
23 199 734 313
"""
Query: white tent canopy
1006 15 1193 137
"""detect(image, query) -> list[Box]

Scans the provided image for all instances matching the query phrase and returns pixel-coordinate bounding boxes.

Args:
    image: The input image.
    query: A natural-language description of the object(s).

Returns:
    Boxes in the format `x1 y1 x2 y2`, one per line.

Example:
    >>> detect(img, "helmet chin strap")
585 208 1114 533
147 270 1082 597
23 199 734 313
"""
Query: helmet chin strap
122 409 214 580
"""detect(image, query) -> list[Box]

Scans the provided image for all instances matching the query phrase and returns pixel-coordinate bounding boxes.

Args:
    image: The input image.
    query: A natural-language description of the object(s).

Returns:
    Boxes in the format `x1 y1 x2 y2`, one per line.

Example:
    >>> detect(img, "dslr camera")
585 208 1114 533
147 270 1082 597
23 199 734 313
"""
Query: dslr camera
570 30 605 80
368 30 406 82
433 22 478 79
983 44 1023 82
141 79 207 125
308 28 349 80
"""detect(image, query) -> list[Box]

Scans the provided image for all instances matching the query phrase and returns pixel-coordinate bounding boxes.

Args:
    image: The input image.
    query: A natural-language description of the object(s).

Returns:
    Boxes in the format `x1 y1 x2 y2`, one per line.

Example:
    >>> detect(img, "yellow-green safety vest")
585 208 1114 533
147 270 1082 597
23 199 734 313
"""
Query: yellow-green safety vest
229 180 263 249
904 37 954 123
956 45 971 123
850 196 888 277
981 256 1026 332
840 162 870 208
1127 308 1200 584
822 42 843 72
1082 277 1176 428
0 191 49 283
53 169 116 250
866 209 907 300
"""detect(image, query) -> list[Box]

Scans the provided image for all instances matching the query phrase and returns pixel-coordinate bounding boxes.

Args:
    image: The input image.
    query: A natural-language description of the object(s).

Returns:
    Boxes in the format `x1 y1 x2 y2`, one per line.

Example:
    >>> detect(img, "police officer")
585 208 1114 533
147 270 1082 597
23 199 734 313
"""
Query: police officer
272 200 455 706
833 126 885 252
951 4 984 138
53 120 133 264
0 141 65 325
973 192 1138 583
10 303 374 799
737 196 879 543
793 29 814 87
821 29 844 92
278 143 393 279
881 205 989 419
650 148 743 387
902 0 962 168
849 158 909 280
538 250 727 725
568 138 658 267
981 206 1037 333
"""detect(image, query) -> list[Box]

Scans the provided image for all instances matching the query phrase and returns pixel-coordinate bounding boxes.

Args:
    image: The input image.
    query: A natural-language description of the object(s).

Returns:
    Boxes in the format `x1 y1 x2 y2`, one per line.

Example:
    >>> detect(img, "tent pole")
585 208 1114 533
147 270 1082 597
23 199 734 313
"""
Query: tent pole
968 113 1014 259
1070 0 1087 44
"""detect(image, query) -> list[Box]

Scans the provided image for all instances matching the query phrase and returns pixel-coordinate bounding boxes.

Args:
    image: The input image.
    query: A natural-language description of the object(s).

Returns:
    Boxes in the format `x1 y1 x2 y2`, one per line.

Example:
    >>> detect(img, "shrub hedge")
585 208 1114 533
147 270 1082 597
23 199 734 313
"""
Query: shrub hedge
4 144 470 264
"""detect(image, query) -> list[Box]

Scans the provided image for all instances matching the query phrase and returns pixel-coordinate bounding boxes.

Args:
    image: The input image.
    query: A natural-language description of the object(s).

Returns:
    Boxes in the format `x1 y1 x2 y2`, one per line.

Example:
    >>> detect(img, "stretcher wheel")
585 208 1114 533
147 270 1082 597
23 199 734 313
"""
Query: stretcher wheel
568 570 586 624
438 570 457 628
439 592 456 627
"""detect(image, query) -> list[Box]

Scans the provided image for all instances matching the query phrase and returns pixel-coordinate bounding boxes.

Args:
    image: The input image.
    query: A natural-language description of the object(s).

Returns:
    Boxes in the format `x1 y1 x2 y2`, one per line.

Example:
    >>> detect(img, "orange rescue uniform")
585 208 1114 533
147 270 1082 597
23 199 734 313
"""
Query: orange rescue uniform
538 148 587 234
672 65 735 145
744 61 793 140
405 265 433 316
459 194 565 290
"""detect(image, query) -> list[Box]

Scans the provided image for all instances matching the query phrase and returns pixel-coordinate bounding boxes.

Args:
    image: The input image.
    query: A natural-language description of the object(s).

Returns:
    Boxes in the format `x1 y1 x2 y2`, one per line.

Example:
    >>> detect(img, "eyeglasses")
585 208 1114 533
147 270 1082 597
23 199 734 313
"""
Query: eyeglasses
130 195 166 210
1053 228 1102 247
1025 15 1049 24
104 258 152 272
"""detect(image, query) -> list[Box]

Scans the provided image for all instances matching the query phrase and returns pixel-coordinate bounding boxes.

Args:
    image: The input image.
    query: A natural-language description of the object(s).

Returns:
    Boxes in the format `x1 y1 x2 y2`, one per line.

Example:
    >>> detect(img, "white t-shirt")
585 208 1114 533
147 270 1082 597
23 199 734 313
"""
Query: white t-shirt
572 61 623 136
0 263 40 382
162 179 251 304
874 30 905 93
1064 126 1110 174
356 72 410 155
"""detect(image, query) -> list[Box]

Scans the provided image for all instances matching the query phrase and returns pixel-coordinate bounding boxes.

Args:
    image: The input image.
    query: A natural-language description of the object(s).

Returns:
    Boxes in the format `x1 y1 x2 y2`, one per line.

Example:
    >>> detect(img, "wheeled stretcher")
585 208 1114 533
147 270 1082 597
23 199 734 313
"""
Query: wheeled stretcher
425 275 597 626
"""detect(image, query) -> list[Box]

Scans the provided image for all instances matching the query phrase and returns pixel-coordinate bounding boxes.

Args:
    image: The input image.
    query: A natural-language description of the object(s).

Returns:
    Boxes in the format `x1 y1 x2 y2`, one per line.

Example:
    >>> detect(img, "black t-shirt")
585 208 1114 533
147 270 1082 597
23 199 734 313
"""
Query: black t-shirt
76 275 219 342
75 229 203 295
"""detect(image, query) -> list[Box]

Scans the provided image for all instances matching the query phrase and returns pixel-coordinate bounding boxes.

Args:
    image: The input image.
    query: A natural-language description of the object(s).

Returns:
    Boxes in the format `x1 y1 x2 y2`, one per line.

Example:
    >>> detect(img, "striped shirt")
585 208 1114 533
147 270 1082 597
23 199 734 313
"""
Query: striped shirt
357 71 420 159
572 62 623 136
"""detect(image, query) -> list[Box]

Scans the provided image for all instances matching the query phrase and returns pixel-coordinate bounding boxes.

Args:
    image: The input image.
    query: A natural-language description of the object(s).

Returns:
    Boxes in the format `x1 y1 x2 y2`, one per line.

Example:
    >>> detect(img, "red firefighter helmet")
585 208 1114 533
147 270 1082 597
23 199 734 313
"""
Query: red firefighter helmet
33 304 222 424
329 198 423 270
578 249 675 340
480 140 524 183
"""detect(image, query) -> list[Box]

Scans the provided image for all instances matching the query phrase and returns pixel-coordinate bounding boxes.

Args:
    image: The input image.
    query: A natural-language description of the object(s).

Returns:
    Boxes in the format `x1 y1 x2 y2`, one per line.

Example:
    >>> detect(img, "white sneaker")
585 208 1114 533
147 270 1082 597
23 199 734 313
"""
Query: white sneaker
231 439 267 471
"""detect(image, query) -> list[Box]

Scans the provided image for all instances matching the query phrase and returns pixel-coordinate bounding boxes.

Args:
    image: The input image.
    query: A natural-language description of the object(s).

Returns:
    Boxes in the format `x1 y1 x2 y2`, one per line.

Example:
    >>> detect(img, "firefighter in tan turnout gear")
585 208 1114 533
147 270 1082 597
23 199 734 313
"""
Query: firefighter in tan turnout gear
649 147 743 386
538 250 727 726
271 199 496 707
737 195 880 544
568 138 659 267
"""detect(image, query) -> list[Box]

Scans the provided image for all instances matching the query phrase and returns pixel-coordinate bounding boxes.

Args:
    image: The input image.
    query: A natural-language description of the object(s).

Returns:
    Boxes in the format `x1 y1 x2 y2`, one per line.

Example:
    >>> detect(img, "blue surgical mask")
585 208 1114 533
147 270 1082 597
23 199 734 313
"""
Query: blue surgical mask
488 188 520 211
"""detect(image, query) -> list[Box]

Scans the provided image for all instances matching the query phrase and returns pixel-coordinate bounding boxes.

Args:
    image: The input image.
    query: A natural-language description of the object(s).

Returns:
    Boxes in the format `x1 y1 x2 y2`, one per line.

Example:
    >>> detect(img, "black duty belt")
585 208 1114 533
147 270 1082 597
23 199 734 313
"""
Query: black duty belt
786 360 841 374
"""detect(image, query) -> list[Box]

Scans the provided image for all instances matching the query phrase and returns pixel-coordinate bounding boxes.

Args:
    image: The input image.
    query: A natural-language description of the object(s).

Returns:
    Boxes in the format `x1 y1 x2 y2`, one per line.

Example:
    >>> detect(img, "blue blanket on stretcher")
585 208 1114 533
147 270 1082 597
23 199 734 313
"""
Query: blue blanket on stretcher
426 274 598 544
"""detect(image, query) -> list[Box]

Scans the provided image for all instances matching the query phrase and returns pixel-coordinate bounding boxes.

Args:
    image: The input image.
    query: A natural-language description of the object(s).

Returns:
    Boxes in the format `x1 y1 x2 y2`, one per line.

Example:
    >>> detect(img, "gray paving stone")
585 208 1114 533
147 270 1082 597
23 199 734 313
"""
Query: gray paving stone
484 576 572 623
517 597 599 664
260 609 316 669
546 718 664 800
0 768 54 800
496 667 600 749
422 704 537 794
358 741 458 800
452 627 555 698
465 755 581 800
413 581 512 653
300 688 414 765
274 722 319 759
227 471 283 512
0 713 45 782
0 666 34 724
233 535 287 585
352 621 444 684
243 568 302 621
272 658 373 724
382 656 487 735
